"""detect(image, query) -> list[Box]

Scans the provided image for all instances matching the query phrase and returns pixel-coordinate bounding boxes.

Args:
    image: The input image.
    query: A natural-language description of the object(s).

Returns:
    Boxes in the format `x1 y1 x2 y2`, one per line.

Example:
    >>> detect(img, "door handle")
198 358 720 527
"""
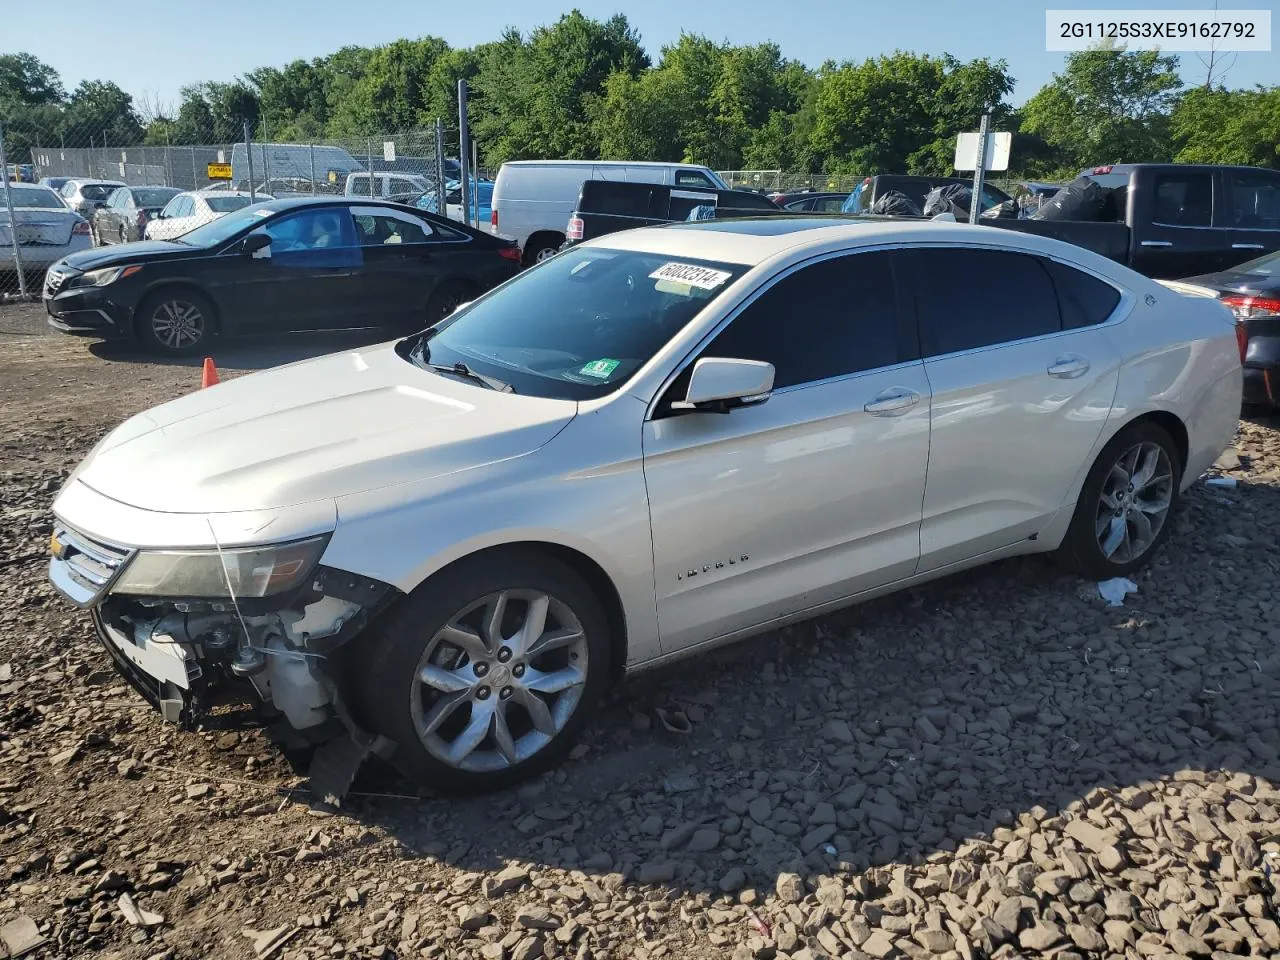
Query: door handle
1232 243 1265 250
864 388 920 416
1140 241 1172 248
1048 356 1090 379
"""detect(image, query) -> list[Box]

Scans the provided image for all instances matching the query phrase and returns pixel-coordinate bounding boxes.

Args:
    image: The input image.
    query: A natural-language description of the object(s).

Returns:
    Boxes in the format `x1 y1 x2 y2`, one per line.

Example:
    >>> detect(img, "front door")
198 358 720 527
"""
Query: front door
642 250 930 653
1132 169 1223 278
208 207 362 333
903 247 1123 571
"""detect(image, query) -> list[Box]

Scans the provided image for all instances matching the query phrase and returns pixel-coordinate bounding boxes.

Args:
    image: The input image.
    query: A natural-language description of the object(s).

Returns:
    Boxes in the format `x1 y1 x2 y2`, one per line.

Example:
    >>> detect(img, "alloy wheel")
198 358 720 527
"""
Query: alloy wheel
151 300 205 350
411 589 588 773
1094 441 1173 564
534 246 557 263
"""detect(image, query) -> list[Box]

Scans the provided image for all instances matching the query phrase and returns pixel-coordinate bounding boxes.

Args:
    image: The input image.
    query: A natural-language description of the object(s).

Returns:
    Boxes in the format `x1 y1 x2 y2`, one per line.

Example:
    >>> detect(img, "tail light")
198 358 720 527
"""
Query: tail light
71 220 90 236
490 208 498 229
1235 322 1249 363
497 245 521 263
566 216 583 241
1222 294 1280 319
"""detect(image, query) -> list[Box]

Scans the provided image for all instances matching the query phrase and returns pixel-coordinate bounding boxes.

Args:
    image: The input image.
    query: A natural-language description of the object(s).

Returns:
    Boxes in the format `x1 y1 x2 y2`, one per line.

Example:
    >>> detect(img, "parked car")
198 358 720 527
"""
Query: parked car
0 183 92 274
57 178 125 219
39 176 72 193
400 180 496 227
91 186 182 245
781 191 853 213
345 171 433 199
46 218 1240 792
489 160 729 265
143 190 263 241
1177 249 1280 407
988 164 1280 278
44 197 521 355
563 179 782 247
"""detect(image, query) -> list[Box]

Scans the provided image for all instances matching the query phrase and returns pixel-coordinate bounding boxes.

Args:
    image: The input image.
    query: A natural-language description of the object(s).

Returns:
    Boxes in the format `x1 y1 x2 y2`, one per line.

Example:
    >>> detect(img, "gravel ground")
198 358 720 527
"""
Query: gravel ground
3 301 1280 960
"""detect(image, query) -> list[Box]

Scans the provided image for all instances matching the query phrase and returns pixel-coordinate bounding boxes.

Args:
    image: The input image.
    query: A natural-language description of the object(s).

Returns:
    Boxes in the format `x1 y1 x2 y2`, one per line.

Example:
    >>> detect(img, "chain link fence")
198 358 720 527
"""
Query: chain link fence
718 169 1028 197
1 117 478 301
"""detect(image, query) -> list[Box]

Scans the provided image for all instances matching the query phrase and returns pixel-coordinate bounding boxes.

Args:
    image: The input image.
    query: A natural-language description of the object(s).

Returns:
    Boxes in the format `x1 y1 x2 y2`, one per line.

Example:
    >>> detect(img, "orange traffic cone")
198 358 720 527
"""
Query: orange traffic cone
201 357 219 389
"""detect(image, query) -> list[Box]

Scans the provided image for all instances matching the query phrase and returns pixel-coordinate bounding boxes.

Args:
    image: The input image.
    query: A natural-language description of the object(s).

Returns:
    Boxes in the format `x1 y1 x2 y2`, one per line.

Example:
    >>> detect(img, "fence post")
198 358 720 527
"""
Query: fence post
0 122 30 298
458 80 472 231
164 132 173 188
309 143 317 194
367 138 375 197
969 113 990 225
261 119 271 189
244 122 257 201
435 119 446 216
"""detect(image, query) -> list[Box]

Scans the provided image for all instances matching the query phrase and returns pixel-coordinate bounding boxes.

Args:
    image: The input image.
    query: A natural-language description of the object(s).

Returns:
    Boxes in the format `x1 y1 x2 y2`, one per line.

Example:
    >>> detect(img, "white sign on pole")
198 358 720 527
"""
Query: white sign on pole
954 131 1012 172
217 150 225 163
383 141 396 163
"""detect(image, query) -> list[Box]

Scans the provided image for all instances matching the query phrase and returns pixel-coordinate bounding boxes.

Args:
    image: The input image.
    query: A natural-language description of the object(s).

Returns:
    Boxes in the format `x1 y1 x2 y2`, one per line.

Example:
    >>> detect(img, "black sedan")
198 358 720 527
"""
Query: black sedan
44 197 522 355
92 186 182 245
1183 250 1280 407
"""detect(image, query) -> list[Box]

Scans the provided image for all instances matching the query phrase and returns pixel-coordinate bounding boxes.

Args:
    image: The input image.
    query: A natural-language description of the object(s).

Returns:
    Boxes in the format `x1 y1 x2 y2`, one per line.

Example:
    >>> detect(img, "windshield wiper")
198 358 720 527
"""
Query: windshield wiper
424 359 514 393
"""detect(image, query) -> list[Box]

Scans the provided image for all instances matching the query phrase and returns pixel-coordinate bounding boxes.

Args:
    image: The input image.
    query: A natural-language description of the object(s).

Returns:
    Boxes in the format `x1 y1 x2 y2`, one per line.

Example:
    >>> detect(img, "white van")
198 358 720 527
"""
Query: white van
489 160 728 264
344 171 431 199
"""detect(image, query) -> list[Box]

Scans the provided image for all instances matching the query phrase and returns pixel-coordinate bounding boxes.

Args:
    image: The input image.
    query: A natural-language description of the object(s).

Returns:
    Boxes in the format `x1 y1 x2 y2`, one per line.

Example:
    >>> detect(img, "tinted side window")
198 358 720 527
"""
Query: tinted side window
1227 172 1280 230
675 170 715 187
1045 260 1122 329
704 252 902 389
913 249 1060 356
1152 173 1212 227
668 193 716 221
584 181 656 217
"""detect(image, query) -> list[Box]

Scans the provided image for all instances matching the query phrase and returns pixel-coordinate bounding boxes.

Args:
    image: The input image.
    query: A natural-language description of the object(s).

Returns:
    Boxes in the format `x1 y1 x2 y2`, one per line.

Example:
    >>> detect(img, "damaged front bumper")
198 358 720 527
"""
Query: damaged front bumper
51 521 400 736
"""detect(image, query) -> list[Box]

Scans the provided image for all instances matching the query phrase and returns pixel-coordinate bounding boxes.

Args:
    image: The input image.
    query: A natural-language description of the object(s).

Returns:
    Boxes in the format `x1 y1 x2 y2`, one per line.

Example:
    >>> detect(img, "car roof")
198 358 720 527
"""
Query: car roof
69 178 125 185
501 159 710 169
582 216 1130 272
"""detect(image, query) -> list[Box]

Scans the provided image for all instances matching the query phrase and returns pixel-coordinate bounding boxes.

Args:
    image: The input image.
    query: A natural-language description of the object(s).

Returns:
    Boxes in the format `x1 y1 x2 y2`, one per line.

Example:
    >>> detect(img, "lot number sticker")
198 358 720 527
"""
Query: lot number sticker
648 262 732 290
579 359 620 379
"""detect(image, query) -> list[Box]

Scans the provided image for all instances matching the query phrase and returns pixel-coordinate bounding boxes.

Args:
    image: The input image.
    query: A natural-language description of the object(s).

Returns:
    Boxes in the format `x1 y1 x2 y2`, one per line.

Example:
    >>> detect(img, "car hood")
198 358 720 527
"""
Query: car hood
75 342 577 514
60 240 197 271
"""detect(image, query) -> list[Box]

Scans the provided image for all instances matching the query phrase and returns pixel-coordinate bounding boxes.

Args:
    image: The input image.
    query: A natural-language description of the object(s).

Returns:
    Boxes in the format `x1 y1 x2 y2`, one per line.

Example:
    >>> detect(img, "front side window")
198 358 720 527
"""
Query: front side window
1227 172 1280 230
913 248 1061 356
411 247 747 400
1152 173 1212 228
703 252 903 389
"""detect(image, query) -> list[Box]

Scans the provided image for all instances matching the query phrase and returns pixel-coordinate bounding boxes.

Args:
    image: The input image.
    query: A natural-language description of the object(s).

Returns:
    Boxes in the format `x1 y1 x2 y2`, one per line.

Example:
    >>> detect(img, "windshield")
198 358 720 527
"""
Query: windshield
135 188 179 207
1234 250 1280 276
177 202 273 245
206 195 255 213
409 247 747 400
10 187 65 209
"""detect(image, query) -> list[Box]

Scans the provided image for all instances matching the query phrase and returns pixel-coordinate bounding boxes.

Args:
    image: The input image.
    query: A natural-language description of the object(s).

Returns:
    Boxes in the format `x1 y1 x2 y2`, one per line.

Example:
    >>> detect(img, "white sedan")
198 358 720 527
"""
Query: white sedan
1 183 91 272
48 219 1241 792
143 190 263 241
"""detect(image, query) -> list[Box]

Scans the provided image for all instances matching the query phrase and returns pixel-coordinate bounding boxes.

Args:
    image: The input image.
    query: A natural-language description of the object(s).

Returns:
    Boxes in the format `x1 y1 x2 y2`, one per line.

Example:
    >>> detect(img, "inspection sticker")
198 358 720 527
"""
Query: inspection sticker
648 262 732 290
579 359 620 379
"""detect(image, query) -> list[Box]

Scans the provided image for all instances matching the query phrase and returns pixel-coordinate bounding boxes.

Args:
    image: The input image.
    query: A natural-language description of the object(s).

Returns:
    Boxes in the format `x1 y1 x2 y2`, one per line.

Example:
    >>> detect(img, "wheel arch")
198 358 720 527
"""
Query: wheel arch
1125 409 1189 472
522 230 565 266
133 281 222 337
401 540 629 687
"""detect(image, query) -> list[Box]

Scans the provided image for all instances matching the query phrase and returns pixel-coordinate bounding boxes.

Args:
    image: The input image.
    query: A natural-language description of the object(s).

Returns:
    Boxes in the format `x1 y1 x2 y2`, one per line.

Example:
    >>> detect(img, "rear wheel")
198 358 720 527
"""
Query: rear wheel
119 225 128 245
354 550 611 793
1058 421 1182 580
135 288 214 356
425 281 475 325
523 237 562 266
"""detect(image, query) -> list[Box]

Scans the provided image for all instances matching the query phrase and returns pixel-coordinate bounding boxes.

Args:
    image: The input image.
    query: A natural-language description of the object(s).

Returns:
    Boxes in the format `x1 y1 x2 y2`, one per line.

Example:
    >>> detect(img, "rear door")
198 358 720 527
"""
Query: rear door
905 246 1123 571
1223 168 1280 269
1132 169 1222 277
349 205 452 325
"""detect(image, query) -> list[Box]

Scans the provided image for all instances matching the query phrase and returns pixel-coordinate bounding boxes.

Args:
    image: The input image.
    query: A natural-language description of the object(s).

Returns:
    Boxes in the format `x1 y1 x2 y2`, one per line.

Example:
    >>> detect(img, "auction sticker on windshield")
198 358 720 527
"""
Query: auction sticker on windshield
579 359 621 379
648 262 733 290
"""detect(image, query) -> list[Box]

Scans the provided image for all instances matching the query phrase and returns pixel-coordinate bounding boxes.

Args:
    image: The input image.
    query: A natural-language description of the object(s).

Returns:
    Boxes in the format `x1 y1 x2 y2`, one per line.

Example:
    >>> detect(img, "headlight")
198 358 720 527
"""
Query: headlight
71 265 142 288
113 536 329 599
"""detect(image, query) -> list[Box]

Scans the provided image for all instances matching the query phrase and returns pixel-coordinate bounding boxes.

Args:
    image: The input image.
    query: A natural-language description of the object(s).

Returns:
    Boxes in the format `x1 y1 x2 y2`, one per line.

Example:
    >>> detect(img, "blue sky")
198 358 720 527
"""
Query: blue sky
6 0 1278 111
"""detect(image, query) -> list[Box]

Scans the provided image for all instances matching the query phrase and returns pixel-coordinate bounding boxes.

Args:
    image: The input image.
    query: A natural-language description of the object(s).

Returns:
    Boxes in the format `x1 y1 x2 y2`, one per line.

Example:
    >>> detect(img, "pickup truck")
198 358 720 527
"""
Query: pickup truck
985 164 1280 279
563 179 782 246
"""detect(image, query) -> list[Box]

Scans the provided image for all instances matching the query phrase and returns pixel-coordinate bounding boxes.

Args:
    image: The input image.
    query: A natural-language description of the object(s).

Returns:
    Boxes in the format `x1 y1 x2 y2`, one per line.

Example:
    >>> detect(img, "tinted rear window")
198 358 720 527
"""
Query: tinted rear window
206 195 254 212
80 185 116 200
1045 260 1122 329
11 187 64 209
135 188 179 207
582 182 656 217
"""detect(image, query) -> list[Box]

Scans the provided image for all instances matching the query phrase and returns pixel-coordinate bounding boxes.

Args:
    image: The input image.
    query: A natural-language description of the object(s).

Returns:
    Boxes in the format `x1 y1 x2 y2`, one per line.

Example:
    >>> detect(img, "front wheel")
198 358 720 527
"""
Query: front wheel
135 289 214 356
1058 421 1182 580
424 281 475 325
354 550 611 793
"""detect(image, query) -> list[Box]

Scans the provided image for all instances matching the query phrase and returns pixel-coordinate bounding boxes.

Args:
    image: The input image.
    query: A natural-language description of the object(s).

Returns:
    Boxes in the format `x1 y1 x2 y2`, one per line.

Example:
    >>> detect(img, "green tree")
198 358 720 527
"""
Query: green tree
1020 46 1180 169
0 52 64 112
326 38 449 135
61 80 144 147
1172 86 1280 168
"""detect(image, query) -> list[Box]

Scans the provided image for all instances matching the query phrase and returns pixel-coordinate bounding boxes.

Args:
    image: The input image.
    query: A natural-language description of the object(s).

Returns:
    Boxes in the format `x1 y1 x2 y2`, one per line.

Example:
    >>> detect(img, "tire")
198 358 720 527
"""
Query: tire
353 549 612 793
523 237 561 267
1057 420 1182 580
119 226 128 245
90 223 100 247
135 288 214 356
424 281 475 325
